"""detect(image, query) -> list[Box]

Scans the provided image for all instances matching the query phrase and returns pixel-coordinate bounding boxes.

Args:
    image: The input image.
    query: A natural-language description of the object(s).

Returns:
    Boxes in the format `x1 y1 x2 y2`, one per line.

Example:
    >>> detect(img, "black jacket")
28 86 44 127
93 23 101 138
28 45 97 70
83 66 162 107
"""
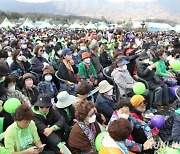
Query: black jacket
99 52 113 68
57 62 78 83
33 108 65 146
160 113 180 142
21 86 39 105
56 105 75 127
10 61 31 77
137 62 163 90
95 93 116 124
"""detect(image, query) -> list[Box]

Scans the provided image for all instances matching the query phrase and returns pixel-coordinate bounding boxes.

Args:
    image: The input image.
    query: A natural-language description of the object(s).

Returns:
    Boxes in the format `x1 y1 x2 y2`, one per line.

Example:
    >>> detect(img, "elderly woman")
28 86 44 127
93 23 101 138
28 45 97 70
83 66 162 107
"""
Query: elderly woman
10 49 31 88
68 101 101 154
77 52 98 86
111 57 136 97
56 48 79 95
32 94 65 154
95 80 115 124
31 45 49 80
10 49 31 77
108 99 155 153
21 73 39 105
4 104 53 154
155 50 177 86
4 74 31 106
73 81 92 108
100 118 134 154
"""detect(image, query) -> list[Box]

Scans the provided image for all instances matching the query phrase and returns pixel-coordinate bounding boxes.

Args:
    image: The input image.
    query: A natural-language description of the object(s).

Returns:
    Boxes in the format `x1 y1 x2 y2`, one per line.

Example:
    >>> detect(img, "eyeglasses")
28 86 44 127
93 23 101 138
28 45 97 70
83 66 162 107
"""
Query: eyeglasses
39 106 50 109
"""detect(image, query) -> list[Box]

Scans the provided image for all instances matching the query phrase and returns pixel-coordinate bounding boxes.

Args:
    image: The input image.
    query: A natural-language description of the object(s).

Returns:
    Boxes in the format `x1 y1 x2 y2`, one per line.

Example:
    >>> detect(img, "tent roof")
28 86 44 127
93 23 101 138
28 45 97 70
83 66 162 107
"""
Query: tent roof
39 19 53 28
0 18 14 28
20 18 35 28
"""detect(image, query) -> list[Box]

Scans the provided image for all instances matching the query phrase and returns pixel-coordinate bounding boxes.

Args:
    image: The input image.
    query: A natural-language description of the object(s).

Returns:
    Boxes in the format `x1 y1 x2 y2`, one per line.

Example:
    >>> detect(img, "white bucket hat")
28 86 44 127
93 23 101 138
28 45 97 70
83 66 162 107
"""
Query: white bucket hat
56 91 76 108
98 80 113 94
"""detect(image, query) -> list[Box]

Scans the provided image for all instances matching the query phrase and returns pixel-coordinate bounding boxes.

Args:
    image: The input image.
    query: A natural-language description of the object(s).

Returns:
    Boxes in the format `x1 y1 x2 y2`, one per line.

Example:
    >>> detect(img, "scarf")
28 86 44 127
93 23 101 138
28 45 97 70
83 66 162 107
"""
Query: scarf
77 121 96 150
116 141 129 154
63 59 74 74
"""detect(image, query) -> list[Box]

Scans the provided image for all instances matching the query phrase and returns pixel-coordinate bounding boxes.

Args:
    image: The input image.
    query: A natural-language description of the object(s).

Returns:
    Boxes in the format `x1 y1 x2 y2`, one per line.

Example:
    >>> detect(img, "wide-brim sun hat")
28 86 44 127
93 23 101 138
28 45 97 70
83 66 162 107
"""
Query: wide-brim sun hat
98 80 113 94
56 91 76 108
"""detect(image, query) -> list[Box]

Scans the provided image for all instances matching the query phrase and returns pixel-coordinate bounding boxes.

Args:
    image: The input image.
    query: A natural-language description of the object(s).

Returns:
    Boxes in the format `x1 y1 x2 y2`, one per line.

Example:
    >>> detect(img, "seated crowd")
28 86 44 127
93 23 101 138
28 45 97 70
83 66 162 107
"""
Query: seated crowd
0 28 180 154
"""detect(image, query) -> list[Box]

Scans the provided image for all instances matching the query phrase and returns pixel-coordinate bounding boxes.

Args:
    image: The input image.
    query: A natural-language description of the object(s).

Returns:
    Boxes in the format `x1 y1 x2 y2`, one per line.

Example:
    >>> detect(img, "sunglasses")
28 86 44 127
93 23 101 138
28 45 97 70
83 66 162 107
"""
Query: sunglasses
39 106 50 109
39 49 44 52
19 54 23 56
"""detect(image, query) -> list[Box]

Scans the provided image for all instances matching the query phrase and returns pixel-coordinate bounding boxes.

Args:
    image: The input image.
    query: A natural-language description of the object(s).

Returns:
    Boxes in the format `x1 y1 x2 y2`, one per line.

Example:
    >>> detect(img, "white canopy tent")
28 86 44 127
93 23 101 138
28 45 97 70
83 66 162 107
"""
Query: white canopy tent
63 24 69 28
20 18 35 28
69 21 83 29
0 18 14 28
84 22 97 30
39 19 53 28
98 22 109 31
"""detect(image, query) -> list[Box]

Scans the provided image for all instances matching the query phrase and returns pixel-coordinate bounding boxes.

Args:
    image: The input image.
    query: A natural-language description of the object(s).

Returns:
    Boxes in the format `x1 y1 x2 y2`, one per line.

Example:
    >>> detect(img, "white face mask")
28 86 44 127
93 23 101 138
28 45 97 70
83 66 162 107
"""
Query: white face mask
118 113 129 119
73 52 78 56
88 114 96 123
8 85 16 92
57 50 62 56
0 76 5 83
65 55 72 60
107 89 113 96
44 75 52 82
4 41 8 45
8 52 11 57
122 65 127 70
144 59 150 64
84 58 91 64
49 42 54 45
80 46 87 51
22 44 27 49
17 56 23 61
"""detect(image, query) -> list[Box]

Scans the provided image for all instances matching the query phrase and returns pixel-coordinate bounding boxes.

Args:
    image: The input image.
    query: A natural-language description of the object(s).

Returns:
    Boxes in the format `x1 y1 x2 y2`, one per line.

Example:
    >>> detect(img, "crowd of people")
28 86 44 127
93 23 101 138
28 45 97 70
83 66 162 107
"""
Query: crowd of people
0 26 180 154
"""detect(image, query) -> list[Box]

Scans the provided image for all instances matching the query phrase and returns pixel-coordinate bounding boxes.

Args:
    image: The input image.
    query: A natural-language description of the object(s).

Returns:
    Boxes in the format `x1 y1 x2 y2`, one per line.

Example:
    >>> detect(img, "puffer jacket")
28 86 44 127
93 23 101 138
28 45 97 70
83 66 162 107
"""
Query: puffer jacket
32 107 65 147
160 111 180 142
95 93 115 124
111 68 135 96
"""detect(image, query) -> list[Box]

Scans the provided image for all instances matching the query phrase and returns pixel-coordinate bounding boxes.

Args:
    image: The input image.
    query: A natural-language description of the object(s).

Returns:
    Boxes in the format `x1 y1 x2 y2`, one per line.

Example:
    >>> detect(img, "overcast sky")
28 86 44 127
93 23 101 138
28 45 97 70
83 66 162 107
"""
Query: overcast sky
17 0 156 3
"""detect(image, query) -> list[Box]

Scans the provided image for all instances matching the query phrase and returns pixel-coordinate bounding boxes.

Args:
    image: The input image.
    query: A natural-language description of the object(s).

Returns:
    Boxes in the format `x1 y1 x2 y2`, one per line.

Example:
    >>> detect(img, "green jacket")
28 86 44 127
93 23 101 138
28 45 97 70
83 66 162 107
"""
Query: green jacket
77 61 98 79
155 60 171 77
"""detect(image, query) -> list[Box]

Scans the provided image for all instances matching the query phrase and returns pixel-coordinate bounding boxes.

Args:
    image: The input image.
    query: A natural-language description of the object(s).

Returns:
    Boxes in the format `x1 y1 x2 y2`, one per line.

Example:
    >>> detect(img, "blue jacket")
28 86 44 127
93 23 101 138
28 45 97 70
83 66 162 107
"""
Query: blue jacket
95 93 116 124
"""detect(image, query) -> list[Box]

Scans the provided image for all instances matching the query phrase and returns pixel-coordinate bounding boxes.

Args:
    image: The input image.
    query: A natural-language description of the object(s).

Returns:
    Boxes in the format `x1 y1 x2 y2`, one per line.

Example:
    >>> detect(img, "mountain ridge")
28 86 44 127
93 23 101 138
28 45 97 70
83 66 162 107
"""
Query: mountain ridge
0 0 180 22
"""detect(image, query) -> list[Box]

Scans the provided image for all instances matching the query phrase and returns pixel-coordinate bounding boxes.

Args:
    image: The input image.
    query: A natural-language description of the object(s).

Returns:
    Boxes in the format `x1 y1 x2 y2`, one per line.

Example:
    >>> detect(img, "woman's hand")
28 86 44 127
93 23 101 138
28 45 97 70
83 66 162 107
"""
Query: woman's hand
25 146 40 154
143 137 155 150
21 56 27 62
59 148 63 154
43 127 54 137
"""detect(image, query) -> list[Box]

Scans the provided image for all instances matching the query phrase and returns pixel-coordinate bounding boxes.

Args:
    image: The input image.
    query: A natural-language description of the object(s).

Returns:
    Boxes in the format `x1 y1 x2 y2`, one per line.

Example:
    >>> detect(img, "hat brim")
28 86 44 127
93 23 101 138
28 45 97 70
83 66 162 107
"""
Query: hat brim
117 59 129 66
34 101 53 107
99 85 113 93
56 95 76 108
